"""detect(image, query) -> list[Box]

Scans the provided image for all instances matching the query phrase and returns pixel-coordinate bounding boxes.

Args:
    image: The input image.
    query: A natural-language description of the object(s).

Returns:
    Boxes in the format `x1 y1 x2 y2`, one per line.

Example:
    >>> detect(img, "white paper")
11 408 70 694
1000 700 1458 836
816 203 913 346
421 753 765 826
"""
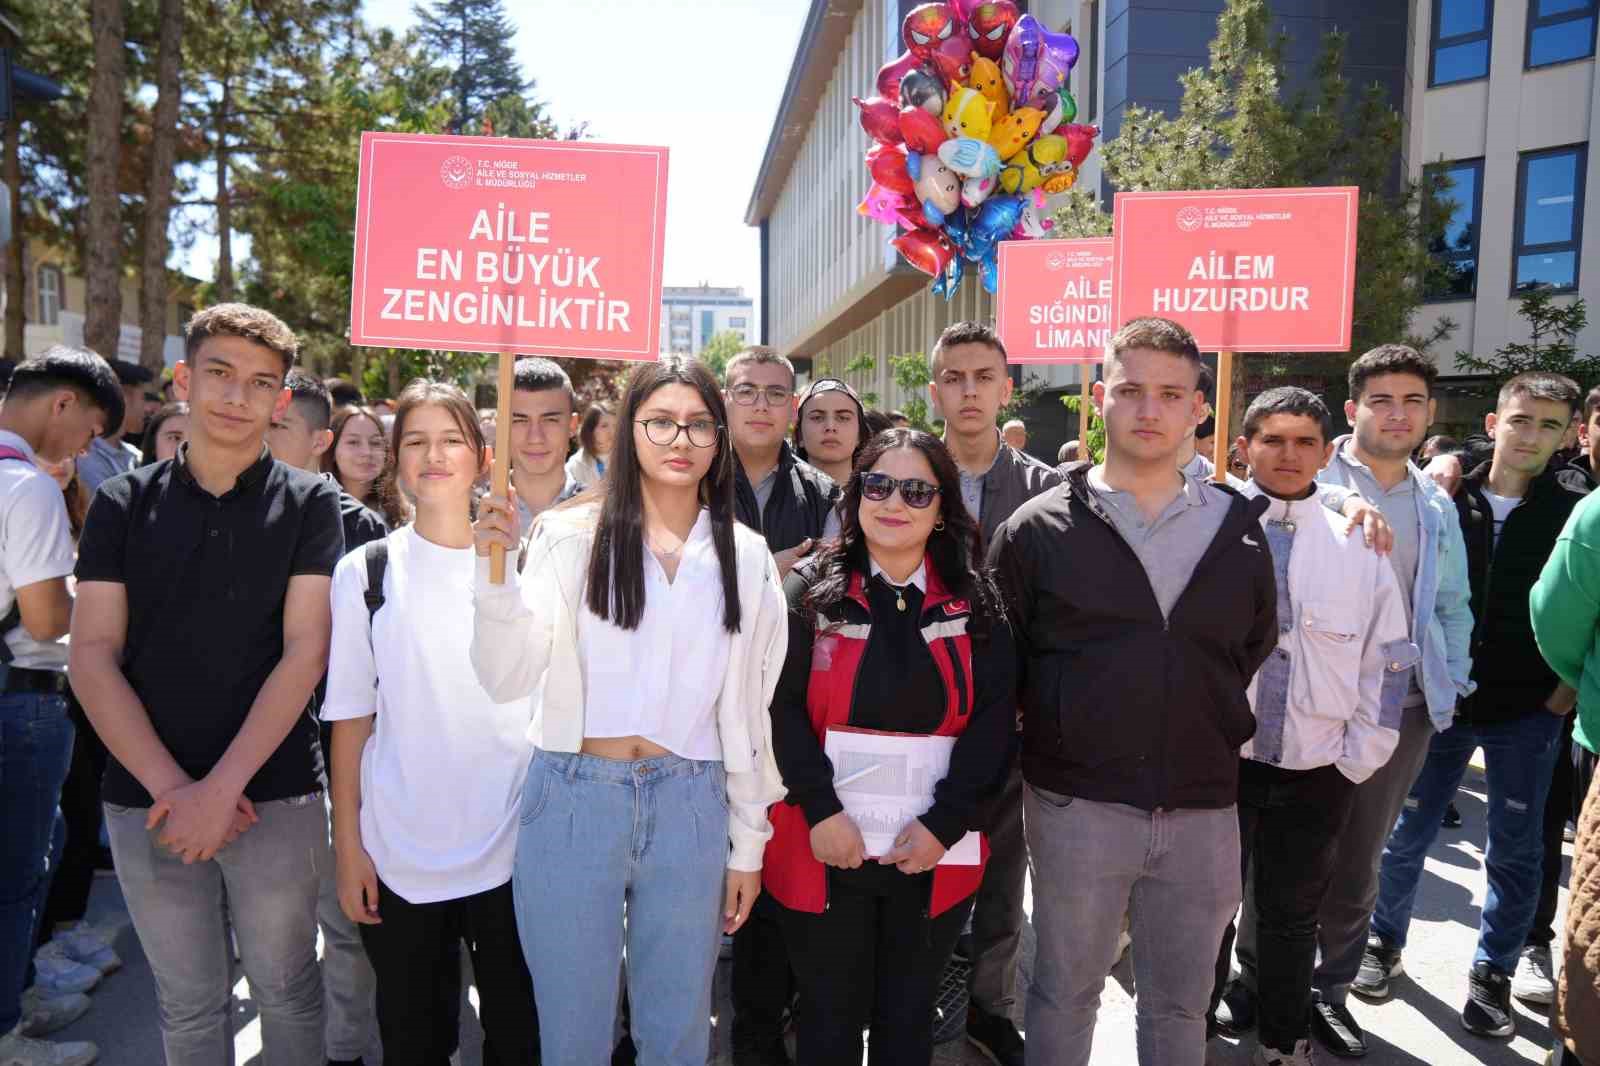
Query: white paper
824 728 981 866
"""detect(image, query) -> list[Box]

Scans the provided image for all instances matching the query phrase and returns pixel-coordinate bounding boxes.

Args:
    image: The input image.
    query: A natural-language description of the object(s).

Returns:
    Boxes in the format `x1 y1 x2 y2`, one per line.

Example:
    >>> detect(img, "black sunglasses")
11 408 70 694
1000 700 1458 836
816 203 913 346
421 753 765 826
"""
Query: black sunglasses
858 471 941 509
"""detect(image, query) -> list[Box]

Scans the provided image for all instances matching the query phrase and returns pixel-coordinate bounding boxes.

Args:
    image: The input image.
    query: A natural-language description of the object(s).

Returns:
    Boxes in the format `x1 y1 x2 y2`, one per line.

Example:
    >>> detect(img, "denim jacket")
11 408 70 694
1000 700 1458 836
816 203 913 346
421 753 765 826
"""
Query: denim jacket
1318 436 1475 731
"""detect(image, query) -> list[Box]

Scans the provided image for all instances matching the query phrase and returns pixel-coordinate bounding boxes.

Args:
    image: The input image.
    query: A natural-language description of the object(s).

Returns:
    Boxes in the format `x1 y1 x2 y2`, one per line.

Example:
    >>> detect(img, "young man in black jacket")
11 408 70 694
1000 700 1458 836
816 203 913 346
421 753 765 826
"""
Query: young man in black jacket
991 317 1278 1066
1364 372 1585 1040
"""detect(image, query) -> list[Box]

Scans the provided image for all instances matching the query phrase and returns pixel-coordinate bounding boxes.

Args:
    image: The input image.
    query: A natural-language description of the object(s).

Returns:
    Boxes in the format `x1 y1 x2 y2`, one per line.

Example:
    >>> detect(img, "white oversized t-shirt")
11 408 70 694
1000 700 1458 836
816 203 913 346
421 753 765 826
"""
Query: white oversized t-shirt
0 430 75 671
323 526 534 904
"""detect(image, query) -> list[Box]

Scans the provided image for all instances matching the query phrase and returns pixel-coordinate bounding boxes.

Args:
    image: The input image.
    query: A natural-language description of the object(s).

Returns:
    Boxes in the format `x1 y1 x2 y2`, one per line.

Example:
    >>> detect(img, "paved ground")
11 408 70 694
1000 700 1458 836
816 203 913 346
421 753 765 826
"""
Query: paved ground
54 765 1571 1065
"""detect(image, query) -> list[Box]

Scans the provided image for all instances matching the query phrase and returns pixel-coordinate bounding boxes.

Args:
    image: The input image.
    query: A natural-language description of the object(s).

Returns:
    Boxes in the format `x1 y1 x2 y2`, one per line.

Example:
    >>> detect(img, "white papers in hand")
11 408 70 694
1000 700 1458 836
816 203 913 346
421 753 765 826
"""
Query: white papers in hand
824 728 980 866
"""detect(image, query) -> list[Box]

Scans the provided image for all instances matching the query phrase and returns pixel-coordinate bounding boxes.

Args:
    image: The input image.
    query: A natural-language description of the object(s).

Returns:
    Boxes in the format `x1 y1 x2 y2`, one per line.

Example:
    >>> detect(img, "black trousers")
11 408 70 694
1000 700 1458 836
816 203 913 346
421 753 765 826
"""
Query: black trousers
778 866 971 1066
1531 717 1595 947
731 891 794 1049
358 878 538 1066
1212 761 1357 1052
38 693 108 938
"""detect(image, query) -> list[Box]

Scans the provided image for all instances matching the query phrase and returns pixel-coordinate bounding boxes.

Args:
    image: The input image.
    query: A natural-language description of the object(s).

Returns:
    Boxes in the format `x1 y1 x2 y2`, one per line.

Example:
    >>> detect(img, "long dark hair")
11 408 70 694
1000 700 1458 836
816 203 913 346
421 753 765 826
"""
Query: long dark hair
803 429 1002 638
585 358 742 634
578 401 614 459
323 404 406 527
140 401 189 466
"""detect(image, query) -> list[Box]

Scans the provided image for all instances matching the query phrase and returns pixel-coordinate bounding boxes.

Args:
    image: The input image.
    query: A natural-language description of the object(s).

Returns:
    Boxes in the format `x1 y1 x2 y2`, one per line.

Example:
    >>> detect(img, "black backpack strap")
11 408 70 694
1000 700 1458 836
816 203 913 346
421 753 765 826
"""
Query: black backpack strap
363 539 389 626
0 601 20 666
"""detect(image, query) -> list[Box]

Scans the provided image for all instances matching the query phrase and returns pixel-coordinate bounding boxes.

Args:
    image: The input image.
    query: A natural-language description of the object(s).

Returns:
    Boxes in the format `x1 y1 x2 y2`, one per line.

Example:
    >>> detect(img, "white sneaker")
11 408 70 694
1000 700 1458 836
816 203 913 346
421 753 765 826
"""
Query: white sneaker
1253 1039 1317 1066
46 928 119 978
28 948 98 997
1511 944 1555 1004
0 1028 99 1066
18 989 90 1037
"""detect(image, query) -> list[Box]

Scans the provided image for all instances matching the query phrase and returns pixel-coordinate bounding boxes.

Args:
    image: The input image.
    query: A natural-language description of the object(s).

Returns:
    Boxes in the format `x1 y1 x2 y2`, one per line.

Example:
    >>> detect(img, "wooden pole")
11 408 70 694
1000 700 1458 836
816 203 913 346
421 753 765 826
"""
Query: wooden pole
1080 363 1094 451
1212 350 1234 483
489 350 515 584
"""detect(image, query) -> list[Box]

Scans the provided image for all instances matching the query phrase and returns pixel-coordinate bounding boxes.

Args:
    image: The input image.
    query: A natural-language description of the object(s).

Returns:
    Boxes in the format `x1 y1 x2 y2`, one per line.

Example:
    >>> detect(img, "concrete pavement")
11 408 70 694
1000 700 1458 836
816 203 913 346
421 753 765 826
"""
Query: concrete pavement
52 765 1570 1064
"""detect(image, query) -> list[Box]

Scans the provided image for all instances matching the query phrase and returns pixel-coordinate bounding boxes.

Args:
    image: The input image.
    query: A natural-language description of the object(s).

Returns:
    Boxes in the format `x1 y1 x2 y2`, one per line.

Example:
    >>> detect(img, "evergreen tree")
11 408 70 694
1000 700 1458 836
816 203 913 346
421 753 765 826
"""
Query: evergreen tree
412 0 530 134
1455 293 1599 389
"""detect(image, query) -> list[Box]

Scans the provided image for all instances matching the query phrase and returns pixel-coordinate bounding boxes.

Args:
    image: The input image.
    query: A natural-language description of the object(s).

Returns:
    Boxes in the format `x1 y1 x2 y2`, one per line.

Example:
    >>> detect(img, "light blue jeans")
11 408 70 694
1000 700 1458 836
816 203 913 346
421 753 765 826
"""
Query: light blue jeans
513 749 729 1066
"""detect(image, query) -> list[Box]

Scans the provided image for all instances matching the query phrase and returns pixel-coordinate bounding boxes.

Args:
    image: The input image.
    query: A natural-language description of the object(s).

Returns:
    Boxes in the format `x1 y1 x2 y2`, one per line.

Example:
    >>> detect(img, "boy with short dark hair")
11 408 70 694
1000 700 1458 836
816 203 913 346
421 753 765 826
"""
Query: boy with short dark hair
507 357 585 535
70 303 344 1065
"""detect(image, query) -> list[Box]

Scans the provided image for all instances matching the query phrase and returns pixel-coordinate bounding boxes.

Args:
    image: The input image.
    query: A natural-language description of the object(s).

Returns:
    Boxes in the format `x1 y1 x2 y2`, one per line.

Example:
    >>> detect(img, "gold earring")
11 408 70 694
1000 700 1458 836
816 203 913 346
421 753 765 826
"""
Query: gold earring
933 518 946 532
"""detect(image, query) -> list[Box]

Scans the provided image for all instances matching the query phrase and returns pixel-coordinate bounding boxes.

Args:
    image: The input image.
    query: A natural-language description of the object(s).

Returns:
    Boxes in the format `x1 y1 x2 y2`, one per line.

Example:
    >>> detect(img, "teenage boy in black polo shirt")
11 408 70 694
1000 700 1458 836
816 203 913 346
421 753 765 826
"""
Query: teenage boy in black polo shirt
71 303 344 1065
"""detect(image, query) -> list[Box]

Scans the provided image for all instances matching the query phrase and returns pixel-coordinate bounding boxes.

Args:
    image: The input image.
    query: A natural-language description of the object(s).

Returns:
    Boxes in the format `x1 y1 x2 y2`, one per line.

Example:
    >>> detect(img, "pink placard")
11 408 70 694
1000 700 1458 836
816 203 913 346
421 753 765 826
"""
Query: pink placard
350 133 668 361
995 238 1114 364
1110 187 1359 353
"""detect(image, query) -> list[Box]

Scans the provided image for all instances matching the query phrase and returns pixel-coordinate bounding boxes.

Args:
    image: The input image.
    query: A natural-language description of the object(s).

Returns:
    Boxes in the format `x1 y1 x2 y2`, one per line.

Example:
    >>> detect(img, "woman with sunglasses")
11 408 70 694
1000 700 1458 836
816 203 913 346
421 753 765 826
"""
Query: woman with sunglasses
793 378 869 488
470 356 788 1066
764 428 1016 1066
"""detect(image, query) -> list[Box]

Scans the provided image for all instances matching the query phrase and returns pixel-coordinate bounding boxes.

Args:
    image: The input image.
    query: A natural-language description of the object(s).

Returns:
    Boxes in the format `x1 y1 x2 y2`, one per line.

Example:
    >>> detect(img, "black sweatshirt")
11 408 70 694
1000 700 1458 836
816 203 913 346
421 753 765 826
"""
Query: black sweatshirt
769 566 1017 849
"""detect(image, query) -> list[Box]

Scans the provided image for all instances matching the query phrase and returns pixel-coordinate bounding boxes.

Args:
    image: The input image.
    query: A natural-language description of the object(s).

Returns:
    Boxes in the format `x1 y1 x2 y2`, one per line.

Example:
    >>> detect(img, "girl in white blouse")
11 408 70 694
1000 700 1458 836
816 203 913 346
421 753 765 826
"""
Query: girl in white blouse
324 381 538 1065
471 356 787 1066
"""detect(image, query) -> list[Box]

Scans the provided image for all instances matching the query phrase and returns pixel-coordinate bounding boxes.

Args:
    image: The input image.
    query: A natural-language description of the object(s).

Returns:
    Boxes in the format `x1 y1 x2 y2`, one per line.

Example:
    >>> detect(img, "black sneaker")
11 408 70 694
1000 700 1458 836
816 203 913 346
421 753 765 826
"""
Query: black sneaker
730 1037 790 1066
1351 936 1402 1000
1442 802 1462 828
1310 999 1368 1058
1214 978 1258 1036
1460 961 1515 1038
966 1004 1025 1066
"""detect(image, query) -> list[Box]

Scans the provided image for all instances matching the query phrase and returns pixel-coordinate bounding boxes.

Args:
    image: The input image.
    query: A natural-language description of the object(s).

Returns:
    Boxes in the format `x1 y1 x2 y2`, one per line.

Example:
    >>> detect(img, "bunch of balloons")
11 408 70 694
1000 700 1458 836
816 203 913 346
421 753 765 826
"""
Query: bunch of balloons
852 2 1099 297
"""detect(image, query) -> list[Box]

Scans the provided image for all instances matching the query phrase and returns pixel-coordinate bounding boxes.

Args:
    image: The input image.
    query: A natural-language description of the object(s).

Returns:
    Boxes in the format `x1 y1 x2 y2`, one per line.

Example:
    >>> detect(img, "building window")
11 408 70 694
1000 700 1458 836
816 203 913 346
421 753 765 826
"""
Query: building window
37 265 63 326
729 316 747 328
1528 0 1598 67
700 310 714 341
1424 159 1484 300
1513 144 1586 293
1430 0 1493 85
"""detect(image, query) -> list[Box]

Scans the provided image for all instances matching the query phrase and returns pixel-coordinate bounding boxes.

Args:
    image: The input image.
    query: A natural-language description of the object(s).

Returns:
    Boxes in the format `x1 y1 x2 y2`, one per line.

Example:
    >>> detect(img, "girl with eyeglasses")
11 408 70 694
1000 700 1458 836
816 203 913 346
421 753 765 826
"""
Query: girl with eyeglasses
470 356 788 1066
764 428 1017 1066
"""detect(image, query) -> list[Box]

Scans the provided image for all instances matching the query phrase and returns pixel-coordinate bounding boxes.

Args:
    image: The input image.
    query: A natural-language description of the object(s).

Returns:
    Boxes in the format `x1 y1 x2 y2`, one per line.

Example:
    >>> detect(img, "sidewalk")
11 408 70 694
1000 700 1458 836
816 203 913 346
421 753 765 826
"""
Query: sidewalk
55 765 1570 1065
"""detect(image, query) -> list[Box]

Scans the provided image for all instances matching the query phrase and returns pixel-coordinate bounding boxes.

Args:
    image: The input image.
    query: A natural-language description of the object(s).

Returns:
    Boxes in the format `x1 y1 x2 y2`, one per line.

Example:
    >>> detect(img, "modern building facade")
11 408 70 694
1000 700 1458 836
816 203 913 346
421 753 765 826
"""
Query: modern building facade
749 0 1597 451
659 284 755 356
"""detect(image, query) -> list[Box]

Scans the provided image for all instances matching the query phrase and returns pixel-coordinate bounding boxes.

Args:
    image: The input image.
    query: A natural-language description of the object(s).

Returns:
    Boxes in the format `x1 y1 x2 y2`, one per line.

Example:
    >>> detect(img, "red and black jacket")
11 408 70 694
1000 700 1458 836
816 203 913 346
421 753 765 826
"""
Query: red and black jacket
763 559 1016 917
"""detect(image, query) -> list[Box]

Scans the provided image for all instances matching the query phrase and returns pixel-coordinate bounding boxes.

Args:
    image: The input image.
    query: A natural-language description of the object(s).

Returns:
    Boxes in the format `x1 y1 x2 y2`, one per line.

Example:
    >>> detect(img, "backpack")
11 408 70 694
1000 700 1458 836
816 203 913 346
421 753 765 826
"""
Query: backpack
363 539 388 626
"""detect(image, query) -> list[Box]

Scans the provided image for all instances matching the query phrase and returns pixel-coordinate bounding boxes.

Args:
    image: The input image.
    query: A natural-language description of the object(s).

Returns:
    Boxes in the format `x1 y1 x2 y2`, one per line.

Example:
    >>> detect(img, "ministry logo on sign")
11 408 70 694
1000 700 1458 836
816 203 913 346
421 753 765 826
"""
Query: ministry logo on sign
439 155 474 190
1176 206 1203 232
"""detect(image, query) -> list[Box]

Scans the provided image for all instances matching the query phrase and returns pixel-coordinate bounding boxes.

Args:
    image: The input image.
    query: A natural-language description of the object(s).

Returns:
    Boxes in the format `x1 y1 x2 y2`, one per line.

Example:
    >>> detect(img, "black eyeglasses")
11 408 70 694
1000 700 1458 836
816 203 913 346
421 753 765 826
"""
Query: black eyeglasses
727 383 793 407
636 417 721 448
858 472 941 509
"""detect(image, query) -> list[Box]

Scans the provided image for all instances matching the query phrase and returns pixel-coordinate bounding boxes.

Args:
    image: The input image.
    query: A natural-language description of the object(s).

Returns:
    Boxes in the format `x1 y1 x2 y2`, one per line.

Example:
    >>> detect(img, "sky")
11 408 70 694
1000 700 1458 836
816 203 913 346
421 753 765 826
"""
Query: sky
183 0 811 330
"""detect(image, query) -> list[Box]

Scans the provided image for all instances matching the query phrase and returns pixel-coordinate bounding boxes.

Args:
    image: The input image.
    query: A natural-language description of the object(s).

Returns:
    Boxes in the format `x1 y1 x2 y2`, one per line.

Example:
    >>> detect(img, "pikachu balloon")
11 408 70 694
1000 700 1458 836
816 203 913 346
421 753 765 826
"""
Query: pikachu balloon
987 106 1044 161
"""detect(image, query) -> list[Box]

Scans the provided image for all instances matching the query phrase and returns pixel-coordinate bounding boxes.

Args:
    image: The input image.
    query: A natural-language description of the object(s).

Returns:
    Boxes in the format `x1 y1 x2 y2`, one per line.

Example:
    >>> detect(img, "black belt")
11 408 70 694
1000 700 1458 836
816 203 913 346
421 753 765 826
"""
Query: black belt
1 666 71 695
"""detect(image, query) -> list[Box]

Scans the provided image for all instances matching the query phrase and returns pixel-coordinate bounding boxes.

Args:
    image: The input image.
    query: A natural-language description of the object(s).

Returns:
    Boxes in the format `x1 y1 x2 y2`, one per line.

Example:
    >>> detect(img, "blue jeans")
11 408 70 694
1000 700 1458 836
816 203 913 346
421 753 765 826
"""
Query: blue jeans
513 749 729 1066
0 690 74 1034
1372 708 1566 974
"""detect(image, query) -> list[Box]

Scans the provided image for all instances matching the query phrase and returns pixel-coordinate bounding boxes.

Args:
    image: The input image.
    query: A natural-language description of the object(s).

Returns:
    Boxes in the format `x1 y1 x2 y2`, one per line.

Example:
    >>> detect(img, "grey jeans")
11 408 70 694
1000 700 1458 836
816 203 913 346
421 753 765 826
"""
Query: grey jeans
1234 700 1435 1004
105 793 327 1066
1024 786 1240 1066
318 795 377 1061
969 755 1027 1015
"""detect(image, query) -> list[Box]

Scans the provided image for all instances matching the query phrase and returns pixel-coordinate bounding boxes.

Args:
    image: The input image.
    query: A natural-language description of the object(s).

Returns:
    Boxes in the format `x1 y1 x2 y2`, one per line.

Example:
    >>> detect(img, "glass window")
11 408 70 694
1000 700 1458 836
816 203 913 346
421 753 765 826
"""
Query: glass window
1513 144 1587 292
1432 0 1494 85
729 315 747 328
37 265 63 326
700 310 714 341
1425 159 1484 300
1528 0 1597 67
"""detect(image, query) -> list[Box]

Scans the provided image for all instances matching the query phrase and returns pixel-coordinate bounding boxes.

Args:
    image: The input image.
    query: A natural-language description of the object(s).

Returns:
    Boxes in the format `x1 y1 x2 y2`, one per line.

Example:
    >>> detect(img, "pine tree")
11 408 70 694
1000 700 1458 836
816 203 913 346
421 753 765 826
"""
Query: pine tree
412 0 529 134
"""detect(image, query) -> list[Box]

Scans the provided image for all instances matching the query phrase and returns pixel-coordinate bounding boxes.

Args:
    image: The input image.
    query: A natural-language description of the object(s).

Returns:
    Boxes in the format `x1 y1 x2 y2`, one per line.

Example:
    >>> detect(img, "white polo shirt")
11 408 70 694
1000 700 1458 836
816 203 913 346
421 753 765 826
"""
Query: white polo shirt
0 430 75 671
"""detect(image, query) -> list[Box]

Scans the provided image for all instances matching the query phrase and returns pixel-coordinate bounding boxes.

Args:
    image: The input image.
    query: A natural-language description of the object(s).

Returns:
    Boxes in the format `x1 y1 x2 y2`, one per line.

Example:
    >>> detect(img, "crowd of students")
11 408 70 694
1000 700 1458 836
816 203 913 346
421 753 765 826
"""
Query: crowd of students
1 303 1598 1066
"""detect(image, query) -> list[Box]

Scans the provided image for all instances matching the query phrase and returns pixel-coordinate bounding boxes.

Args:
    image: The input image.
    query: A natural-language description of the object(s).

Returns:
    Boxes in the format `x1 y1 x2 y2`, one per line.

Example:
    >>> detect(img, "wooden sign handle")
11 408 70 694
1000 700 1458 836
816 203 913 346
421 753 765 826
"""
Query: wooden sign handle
489 351 514 584
1212 350 1234 483
1080 364 1094 451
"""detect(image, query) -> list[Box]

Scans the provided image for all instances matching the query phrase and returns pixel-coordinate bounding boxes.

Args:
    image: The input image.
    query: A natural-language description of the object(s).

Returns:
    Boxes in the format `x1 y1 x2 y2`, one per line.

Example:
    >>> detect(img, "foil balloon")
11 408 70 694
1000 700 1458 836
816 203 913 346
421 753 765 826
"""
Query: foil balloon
903 3 960 62
928 33 975 86
987 106 1044 159
932 254 965 299
1012 188 1056 238
898 67 947 117
942 86 994 141
999 132 1068 195
937 136 1001 179
1036 122 1098 193
1002 14 1080 112
899 106 948 153
966 53 1010 121
971 194 1026 248
876 50 921 99
966 1 1020 60
1040 86 1078 134
866 143 914 194
893 227 956 277
857 182 911 226
960 174 997 209
905 151 962 225
852 96 903 146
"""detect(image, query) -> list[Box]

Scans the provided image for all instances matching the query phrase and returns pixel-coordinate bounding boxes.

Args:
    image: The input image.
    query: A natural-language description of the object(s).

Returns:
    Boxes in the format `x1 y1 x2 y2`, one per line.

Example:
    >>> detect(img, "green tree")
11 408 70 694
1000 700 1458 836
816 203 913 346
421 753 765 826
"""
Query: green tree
695 330 747 381
1047 0 1454 432
1059 395 1106 463
413 0 546 136
888 352 935 430
1455 292 1598 389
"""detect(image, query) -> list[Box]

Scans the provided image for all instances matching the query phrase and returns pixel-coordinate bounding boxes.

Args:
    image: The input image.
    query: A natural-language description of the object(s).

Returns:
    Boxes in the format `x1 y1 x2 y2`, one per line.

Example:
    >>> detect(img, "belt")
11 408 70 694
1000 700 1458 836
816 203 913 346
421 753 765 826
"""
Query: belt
0 666 71 695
